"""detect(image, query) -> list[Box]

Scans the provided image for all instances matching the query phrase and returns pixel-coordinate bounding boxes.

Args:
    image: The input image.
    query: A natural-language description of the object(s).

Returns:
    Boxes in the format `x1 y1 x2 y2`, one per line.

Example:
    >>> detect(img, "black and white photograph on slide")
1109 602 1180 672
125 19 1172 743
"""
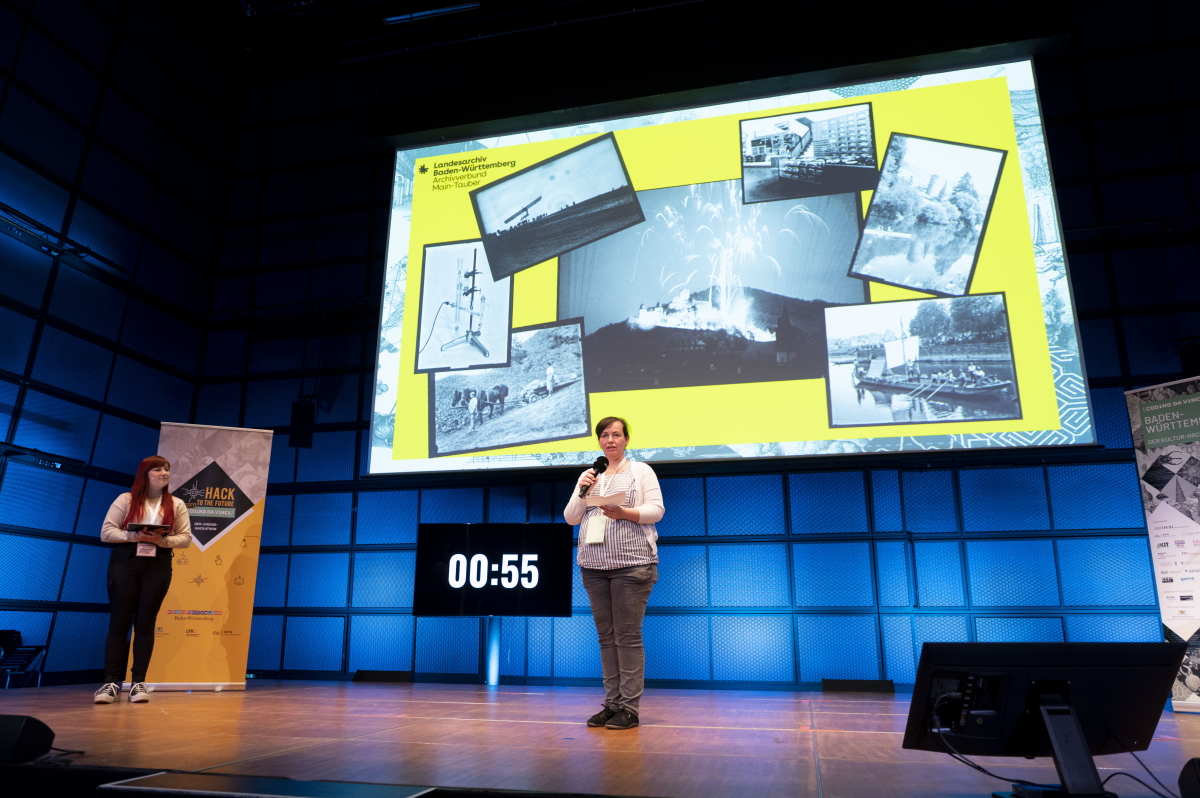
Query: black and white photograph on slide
559 180 866 392
470 133 644 282
741 104 879 204
825 294 1021 428
414 240 512 374
849 134 1005 296
429 320 590 456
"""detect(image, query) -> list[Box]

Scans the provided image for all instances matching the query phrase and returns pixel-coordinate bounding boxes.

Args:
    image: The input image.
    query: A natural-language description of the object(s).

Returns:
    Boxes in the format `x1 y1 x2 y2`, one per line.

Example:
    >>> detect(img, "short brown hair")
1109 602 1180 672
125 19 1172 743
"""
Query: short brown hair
595 416 630 439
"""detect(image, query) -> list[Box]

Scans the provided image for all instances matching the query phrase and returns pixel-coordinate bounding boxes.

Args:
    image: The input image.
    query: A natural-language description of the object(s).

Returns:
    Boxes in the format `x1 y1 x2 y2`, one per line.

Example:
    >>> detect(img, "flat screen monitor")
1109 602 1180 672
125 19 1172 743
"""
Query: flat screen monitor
902 642 1185 760
413 523 573 617
370 57 1094 475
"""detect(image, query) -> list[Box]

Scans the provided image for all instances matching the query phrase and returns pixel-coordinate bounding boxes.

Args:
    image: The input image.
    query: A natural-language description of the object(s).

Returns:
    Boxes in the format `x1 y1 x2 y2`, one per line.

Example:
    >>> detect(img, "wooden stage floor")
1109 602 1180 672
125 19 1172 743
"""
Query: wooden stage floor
3 681 1199 798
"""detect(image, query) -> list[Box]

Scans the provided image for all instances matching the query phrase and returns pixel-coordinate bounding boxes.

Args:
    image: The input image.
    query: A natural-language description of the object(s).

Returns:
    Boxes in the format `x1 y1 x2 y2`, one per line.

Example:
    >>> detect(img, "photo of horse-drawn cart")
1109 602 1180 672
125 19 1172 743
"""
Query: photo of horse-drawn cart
430 321 591 456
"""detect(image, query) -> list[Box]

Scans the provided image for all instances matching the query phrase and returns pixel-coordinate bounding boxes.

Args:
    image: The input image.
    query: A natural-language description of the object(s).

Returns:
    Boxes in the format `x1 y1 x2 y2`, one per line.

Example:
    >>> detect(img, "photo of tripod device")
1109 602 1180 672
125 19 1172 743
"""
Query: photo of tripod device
414 239 512 374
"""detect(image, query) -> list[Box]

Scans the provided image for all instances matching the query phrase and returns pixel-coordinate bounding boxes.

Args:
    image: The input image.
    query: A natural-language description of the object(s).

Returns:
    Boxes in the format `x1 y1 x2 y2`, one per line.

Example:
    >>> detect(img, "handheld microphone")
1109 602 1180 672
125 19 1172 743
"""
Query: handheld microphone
578 456 609 498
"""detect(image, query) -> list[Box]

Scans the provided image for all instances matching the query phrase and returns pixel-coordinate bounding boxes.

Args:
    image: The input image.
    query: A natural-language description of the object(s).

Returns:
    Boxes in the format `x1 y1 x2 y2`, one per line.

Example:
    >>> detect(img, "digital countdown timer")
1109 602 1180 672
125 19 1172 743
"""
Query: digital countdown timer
413 523 572 617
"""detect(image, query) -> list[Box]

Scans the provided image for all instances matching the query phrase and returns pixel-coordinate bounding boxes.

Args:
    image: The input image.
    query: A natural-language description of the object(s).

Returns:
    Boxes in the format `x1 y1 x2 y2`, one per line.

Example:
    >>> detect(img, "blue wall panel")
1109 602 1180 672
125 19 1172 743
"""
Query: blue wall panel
352 550 415 608
793 541 874 607
644 615 710 681
553 615 602 677
960 468 1050 531
500 617 526 677
32 326 113 398
572 561 588 608
967 540 1060 606
487 486 526 524
975 616 1064 642
44 610 106 671
291 492 352 545
356 490 418 544
284 615 344 670
296 430 356 482
286 552 348 607
796 615 879 682
244 378 301 428
0 610 53 645
348 614 413 672
902 471 957 532
13 390 100 463
415 616 479 674
106 357 191 422
528 483 554 523
656 477 705 536
881 615 915 683
527 617 552 677
648 544 707 607
269 433 295 483
914 615 970 648
914 541 965 607
0 380 18 440
247 614 284 670
1057 537 1155 606
706 475 785 536
1065 614 1161 642
48 267 125 341
261 495 292 546
710 543 789 606
0 307 35 376
420 487 483 524
91 415 159 475
1089 387 1134 449
0 532 68 600
1048 464 1144 529
0 461 84 533
60 542 110 603
75 479 125 535
711 615 793 682
875 541 910 607
790 472 867 534
195 383 242 428
254 553 288 607
0 232 54 307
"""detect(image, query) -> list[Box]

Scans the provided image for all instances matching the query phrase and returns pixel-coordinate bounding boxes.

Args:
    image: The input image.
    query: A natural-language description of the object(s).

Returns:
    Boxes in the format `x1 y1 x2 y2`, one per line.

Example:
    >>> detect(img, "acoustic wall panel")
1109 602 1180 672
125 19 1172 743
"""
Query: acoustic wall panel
959 467 1050 531
902 471 957 533
648 544 707 607
13 391 100 463
875 541 911 607
710 543 789 606
261 495 292 546
706 475 785 536
254 553 288 607
286 552 349 607
291 492 352 546
244 378 302 428
914 615 970 648
420 487 483 524
790 472 868 534
500 616 526 676
966 540 1060 607
415 616 479 674
656 477 705 536
1064 614 1161 642
0 610 52 645
284 615 344 670
0 307 35 376
195 383 242 428
528 482 554 523
59 542 110 603
1057 537 1155 606
75 479 125 535
0 380 18 439
1088 387 1134 449
43 610 106 671
0 221 54 308
528 617 552 677
91 415 159 475
881 614 916 683
796 615 880 682
488 485 527 524
0 532 68 600
296 430 356 482
48 267 126 341
352 550 416 608
0 461 84 533
975 616 1064 643
106 357 191 422
356 490 418 544
247 614 284 670
553 615 602 678
572 560 588 608
913 541 965 607
31 326 113 398
1048 464 1144 529
793 541 874 607
269 433 296 483
644 615 710 681
349 614 414 672
711 615 793 682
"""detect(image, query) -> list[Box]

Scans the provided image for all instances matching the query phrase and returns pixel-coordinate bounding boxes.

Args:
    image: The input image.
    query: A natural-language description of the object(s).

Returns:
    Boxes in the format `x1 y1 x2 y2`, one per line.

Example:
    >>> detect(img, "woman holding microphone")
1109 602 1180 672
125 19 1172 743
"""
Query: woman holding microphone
563 416 664 730
94 456 192 704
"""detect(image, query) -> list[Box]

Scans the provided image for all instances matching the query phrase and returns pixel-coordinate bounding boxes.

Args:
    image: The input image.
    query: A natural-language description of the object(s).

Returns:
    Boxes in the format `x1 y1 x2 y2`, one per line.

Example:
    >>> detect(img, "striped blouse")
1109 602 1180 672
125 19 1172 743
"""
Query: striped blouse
576 465 658 569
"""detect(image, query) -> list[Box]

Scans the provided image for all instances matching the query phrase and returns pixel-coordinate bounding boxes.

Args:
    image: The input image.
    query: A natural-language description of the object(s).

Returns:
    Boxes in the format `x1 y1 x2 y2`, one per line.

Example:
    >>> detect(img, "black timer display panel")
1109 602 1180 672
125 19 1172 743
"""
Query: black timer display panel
413 523 573 617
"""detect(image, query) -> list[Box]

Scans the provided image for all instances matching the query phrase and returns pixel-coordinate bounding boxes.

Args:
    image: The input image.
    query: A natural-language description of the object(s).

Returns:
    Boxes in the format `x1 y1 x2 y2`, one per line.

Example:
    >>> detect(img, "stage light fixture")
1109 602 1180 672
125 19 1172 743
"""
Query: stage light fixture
383 2 480 25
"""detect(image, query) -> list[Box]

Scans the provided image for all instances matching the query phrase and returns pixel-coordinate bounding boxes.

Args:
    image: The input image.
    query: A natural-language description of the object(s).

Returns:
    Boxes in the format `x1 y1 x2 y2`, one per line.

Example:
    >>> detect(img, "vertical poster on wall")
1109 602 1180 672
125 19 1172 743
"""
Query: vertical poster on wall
139 422 272 691
1126 376 1200 712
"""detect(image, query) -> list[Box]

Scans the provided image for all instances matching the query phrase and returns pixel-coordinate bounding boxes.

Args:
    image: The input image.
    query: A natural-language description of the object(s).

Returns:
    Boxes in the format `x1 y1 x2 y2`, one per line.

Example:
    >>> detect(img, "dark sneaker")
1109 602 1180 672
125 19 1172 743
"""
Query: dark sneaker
129 682 151 703
605 708 639 730
93 683 119 704
586 706 618 727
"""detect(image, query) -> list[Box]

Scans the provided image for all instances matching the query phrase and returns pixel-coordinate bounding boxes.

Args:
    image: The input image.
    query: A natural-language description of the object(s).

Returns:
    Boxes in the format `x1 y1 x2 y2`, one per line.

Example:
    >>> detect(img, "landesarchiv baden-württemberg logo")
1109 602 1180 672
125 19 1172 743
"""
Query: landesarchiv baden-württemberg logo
178 460 254 547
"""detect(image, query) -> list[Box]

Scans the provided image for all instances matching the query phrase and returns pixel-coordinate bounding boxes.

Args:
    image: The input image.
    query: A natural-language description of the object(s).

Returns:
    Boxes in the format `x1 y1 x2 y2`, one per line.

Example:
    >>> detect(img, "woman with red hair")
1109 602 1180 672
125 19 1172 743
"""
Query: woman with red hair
94 456 192 705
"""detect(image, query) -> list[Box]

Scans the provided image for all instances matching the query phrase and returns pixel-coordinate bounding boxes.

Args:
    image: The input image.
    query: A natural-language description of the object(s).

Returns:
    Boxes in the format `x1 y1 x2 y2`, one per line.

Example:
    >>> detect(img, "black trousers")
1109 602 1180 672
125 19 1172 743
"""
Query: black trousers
103 546 173 684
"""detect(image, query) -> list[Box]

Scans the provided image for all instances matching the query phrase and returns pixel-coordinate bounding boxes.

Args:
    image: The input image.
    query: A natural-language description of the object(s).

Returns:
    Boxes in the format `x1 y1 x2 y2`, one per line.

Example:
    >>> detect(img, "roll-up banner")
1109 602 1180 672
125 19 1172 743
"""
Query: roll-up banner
1126 377 1200 712
137 422 273 692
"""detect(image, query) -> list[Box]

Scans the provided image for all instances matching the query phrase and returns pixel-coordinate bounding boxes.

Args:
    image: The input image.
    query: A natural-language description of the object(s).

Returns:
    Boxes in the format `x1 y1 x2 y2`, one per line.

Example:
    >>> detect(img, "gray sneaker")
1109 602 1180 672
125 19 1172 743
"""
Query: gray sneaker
93 683 119 704
129 682 151 703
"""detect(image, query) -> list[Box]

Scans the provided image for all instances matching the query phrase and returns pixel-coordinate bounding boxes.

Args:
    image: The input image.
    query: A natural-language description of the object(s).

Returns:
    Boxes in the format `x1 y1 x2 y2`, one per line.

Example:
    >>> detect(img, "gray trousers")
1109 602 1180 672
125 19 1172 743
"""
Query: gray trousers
581 563 658 715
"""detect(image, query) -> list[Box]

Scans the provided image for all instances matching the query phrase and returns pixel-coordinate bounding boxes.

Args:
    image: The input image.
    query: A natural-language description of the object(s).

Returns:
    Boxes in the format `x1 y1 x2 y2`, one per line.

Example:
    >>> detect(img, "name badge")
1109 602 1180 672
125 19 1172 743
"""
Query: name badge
136 542 157 557
584 514 605 544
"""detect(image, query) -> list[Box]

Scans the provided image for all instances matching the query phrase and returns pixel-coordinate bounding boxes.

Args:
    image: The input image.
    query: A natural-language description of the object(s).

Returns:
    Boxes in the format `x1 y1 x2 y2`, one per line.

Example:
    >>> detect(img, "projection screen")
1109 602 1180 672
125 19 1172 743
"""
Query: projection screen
369 58 1092 475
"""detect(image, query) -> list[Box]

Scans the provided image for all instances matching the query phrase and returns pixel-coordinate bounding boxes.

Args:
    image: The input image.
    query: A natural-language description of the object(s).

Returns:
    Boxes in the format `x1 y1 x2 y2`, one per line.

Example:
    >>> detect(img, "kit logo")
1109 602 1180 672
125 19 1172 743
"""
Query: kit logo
1158 542 1171 548
1163 577 1175 583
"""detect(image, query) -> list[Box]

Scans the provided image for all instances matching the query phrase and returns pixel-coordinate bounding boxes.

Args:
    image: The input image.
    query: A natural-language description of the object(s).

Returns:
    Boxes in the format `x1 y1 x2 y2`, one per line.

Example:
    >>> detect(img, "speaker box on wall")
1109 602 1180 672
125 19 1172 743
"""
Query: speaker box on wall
0 715 54 764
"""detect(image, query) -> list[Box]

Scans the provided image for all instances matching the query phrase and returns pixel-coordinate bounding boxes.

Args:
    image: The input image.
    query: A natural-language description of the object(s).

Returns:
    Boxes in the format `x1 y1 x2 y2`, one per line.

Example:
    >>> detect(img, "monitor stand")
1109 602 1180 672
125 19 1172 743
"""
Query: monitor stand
992 694 1116 798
